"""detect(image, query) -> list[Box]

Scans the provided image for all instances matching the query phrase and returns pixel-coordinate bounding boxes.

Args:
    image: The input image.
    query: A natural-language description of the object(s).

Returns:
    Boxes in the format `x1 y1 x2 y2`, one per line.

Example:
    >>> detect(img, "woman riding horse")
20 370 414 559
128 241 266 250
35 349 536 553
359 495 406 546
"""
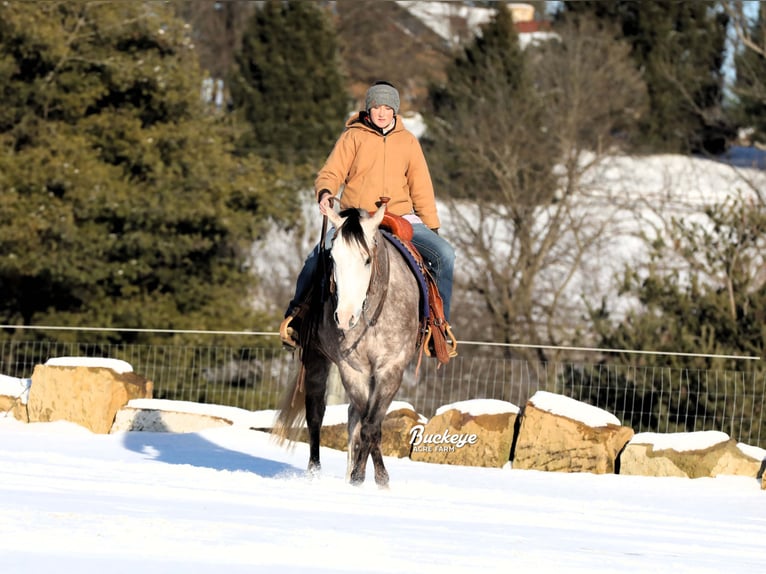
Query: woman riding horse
280 81 455 347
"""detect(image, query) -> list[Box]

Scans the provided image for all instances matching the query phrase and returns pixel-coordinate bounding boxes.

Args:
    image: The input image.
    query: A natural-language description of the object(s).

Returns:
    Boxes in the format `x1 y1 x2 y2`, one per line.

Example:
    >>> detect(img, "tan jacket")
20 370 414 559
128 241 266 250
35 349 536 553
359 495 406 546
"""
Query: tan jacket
314 112 440 229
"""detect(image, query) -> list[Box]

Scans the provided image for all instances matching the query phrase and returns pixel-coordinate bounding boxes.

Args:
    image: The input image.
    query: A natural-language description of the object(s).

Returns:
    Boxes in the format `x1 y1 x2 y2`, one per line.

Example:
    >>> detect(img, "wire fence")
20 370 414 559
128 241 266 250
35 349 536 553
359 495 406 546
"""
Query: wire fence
1 338 763 449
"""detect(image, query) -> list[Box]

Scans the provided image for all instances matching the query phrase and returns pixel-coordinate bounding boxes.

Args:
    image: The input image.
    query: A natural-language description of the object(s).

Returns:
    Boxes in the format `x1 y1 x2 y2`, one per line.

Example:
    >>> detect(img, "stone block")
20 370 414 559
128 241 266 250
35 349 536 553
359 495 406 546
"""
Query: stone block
620 432 765 479
0 375 30 422
0 394 28 422
27 365 153 434
409 399 518 468
112 407 232 433
513 393 634 474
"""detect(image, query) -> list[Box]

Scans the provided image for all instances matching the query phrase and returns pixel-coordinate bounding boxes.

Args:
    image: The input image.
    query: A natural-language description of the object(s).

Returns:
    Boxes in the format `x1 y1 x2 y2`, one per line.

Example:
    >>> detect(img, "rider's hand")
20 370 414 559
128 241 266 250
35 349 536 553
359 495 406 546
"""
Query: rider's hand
318 189 332 216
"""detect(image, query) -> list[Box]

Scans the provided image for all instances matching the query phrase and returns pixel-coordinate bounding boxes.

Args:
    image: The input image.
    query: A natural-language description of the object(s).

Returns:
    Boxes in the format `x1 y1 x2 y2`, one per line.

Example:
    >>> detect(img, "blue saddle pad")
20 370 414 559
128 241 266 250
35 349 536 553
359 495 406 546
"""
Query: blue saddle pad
380 229 430 321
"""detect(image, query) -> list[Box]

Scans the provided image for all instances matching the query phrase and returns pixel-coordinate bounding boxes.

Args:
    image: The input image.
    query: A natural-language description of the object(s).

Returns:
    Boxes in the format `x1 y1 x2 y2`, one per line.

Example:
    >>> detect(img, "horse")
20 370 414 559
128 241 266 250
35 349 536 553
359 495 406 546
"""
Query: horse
274 201 421 487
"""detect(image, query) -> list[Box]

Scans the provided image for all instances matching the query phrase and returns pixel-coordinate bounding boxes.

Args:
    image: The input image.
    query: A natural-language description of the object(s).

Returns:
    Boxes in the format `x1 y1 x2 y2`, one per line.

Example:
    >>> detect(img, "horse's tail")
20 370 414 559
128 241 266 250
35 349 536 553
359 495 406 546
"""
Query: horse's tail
271 363 307 447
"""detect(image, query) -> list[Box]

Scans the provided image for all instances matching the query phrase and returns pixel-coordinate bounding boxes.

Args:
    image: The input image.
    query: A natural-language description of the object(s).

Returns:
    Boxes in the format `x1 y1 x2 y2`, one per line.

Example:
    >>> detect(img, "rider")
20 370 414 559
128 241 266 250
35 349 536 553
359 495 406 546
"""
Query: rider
280 80 455 347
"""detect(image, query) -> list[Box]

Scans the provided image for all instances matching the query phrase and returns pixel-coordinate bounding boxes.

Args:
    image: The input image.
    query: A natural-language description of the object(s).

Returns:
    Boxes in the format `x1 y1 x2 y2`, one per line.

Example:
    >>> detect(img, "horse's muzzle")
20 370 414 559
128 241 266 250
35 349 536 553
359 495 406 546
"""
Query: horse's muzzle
334 309 359 331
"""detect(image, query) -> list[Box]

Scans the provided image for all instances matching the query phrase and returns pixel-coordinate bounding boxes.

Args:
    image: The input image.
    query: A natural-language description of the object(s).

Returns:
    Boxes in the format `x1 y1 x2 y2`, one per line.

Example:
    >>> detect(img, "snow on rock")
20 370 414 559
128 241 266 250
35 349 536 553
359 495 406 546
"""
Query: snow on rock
435 398 520 417
126 398 267 428
529 390 620 427
630 430 730 452
737 442 766 462
0 374 31 404
45 356 133 374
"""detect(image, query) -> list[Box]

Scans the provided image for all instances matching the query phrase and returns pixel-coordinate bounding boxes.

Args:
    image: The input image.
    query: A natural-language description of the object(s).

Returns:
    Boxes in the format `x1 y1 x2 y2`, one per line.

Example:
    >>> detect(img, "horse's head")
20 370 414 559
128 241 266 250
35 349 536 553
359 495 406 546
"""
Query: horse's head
327 203 386 331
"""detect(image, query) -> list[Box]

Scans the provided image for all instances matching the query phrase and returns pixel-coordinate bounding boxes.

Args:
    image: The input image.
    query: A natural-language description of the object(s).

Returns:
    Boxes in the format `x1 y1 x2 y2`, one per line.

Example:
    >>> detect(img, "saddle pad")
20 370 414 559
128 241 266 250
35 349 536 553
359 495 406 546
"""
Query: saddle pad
380 229 430 321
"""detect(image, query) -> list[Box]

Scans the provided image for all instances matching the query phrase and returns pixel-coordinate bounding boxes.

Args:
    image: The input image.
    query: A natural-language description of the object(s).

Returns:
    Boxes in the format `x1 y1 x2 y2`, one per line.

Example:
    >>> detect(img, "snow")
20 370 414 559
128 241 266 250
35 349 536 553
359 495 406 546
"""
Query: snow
45 356 134 374
1 414 764 573
2 5 764 569
530 390 621 427
397 0 496 44
435 398 520 416
631 431 732 453
0 374 31 404
629 432 766 460
738 442 766 462
396 1 556 49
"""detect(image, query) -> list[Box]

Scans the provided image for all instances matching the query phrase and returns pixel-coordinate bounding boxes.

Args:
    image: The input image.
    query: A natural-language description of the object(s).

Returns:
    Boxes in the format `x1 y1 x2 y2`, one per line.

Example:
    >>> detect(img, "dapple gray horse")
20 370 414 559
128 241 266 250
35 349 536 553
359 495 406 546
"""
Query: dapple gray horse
274 202 420 487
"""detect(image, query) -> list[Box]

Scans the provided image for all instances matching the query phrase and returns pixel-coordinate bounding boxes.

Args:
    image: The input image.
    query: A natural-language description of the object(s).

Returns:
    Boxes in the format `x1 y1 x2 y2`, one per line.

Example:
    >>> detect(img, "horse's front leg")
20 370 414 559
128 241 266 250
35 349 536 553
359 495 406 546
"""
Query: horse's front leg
346 405 365 484
367 367 405 488
304 354 329 476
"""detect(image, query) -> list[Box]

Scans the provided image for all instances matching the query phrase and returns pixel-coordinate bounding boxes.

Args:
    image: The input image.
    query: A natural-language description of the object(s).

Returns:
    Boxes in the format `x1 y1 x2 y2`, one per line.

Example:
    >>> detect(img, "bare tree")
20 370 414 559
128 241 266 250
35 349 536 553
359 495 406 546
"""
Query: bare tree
723 0 766 58
437 15 647 362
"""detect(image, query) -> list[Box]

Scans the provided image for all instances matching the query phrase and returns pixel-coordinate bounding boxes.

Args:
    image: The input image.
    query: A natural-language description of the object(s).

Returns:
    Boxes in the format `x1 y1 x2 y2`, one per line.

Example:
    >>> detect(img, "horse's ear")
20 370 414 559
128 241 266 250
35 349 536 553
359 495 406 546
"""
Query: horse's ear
370 202 386 228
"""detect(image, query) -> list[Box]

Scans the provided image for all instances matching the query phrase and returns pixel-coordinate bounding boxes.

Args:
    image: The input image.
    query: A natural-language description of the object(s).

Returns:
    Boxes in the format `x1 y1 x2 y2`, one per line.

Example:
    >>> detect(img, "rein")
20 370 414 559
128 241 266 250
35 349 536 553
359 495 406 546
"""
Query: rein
337 229 390 358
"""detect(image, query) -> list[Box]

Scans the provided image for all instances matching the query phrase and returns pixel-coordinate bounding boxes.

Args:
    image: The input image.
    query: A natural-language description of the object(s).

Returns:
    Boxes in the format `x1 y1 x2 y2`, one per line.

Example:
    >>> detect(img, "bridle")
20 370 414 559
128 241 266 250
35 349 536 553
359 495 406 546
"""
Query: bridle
323 199 391 358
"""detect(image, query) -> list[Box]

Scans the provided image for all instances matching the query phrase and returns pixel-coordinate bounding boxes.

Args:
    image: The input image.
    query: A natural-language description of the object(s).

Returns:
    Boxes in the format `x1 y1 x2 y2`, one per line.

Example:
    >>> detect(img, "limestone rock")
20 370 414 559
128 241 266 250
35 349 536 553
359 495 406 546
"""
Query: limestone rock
112 399 265 433
381 406 422 458
0 394 28 422
310 421 346 452
409 399 519 468
27 365 153 434
513 391 634 474
0 375 30 422
620 431 765 479
112 407 232 433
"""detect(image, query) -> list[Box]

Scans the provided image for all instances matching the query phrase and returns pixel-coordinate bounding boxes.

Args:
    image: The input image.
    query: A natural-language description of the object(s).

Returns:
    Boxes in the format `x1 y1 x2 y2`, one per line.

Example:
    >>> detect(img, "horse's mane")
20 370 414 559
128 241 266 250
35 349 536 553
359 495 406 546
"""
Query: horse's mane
337 208 373 257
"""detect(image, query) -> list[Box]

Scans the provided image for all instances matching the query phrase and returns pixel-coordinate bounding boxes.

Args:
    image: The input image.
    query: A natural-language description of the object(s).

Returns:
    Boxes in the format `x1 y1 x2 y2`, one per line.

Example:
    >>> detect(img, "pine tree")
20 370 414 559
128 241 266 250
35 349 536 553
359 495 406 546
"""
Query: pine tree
229 0 349 166
0 1 293 346
588 198 766 438
558 0 732 154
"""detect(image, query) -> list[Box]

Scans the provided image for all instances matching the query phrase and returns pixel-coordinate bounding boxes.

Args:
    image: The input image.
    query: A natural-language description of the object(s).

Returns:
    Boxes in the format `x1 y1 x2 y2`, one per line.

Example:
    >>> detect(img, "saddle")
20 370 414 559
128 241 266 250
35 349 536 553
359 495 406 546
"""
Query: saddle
377 214 457 365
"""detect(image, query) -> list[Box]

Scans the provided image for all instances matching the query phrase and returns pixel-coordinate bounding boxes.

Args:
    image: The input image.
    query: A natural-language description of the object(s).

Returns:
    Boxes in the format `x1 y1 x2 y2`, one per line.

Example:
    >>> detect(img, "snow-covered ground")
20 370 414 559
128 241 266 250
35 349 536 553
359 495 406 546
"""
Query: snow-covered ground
1 413 764 574
2 359 764 572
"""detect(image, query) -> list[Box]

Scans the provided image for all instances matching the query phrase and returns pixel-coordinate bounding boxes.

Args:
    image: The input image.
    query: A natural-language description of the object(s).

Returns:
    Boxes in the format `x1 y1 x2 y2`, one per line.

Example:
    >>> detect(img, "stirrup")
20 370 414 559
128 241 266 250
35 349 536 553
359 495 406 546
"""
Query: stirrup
279 315 299 349
423 326 458 359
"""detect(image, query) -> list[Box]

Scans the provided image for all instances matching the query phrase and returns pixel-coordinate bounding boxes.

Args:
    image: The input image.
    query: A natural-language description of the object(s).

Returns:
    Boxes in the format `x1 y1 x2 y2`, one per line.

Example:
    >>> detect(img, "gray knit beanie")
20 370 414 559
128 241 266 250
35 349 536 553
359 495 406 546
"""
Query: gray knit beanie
365 82 400 114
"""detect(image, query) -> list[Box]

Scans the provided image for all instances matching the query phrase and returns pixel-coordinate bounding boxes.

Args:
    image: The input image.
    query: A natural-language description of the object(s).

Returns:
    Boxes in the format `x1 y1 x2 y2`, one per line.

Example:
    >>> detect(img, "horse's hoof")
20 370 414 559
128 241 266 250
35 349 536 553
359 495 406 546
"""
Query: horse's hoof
374 468 389 488
349 473 365 486
307 461 321 479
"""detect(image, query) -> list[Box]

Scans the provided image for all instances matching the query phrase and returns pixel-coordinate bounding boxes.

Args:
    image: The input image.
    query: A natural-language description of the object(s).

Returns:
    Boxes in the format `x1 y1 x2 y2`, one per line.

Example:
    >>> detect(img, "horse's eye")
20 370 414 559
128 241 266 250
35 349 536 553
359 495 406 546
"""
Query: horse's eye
365 257 371 266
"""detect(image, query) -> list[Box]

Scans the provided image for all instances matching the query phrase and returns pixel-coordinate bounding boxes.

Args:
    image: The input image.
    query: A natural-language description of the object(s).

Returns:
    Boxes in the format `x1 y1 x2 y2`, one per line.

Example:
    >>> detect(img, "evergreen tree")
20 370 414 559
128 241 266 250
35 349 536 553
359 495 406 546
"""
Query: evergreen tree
732 2 766 145
229 0 349 166
588 197 765 439
0 1 293 347
426 3 553 203
558 0 732 154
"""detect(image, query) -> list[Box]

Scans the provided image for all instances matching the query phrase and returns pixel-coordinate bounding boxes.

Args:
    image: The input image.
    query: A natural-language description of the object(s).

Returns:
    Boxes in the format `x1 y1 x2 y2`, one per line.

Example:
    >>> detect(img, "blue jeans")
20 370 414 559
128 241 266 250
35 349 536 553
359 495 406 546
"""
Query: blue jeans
410 223 455 322
286 223 455 322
